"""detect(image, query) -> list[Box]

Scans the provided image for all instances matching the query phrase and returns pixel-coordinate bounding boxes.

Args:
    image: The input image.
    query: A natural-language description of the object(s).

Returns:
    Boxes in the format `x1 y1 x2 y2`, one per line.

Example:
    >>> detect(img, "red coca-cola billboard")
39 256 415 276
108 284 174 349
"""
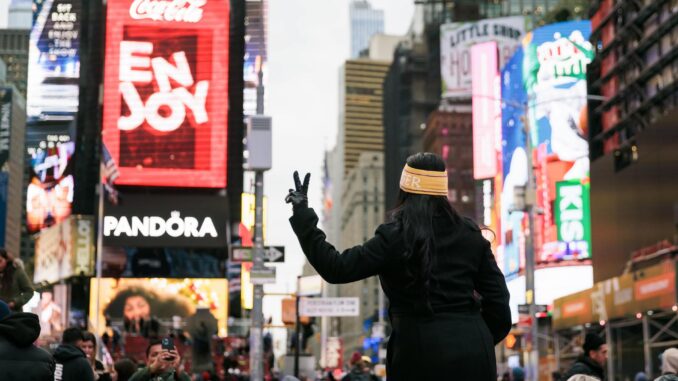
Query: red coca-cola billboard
102 0 230 188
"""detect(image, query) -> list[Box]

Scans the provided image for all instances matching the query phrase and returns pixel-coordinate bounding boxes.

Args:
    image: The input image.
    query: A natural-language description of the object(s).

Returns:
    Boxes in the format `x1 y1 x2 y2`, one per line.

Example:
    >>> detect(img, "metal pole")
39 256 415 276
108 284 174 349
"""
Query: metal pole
295 276 301 377
523 104 539 380
95 182 104 334
249 171 265 381
249 55 267 381
643 315 652 378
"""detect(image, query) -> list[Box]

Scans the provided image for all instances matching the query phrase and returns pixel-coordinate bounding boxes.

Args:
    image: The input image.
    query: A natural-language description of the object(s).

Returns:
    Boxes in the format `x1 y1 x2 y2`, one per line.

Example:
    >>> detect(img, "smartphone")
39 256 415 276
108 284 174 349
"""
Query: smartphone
161 337 175 351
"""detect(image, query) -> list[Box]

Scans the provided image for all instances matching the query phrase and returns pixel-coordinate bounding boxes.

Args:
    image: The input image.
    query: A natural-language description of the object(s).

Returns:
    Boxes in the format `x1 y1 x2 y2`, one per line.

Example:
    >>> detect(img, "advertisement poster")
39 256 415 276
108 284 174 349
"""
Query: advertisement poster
33 215 94 284
471 41 500 180
26 0 81 120
499 48 526 278
25 122 76 233
102 0 230 188
89 278 228 336
441 16 525 99
523 21 594 263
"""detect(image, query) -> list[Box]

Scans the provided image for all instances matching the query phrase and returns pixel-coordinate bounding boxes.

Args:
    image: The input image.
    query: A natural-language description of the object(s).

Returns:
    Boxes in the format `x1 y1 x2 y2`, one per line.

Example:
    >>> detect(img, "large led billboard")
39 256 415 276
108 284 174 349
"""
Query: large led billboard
89 278 228 336
26 0 82 120
33 215 94 284
441 16 525 99
25 121 76 233
102 0 230 188
25 0 82 233
495 21 594 277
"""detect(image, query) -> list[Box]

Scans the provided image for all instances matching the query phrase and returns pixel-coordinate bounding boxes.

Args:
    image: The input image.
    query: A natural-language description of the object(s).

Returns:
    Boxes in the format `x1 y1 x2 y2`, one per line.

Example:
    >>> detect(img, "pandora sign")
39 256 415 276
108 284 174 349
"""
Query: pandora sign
103 194 227 248
102 0 229 188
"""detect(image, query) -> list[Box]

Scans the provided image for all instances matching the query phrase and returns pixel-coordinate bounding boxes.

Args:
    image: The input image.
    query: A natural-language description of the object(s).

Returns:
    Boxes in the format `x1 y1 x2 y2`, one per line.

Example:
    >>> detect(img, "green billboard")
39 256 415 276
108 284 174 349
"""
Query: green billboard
555 179 592 259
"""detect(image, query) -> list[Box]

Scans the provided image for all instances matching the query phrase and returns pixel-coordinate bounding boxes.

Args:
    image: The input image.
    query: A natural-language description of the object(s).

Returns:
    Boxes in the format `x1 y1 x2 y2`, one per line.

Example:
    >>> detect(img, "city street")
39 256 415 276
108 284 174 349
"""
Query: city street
0 1 677 381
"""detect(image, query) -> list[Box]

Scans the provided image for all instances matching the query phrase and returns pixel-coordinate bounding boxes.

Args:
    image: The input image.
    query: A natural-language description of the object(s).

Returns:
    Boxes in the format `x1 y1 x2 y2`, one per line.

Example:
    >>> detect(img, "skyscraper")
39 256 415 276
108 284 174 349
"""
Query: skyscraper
349 0 384 58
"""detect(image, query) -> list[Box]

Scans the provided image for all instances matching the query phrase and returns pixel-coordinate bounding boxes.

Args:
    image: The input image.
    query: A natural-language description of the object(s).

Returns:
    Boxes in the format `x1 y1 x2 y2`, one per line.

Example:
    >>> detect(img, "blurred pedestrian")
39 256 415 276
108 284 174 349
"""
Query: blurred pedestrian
655 348 678 381
360 356 379 381
560 333 607 381
0 300 55 380
128 339 190 381
0 249 34 311
635 371 648 381
114 358 138 381
565 376 601 381
512 367 525 381
53 327 96 381
286 153 511 381
341 352 368 381
81 331 113 381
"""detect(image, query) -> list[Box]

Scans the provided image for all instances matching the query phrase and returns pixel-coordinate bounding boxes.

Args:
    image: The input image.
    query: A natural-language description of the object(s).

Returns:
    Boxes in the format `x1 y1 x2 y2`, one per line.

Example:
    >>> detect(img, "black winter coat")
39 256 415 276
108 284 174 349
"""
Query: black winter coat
560 355 605 380
0 312 55 381
53 344 95 381
290 208 511 381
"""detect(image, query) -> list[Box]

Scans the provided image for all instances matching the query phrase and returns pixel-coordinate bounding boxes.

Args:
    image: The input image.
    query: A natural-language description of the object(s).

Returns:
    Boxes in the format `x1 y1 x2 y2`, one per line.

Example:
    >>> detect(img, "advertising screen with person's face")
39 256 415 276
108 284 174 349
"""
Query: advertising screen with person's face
89 278 228 336
102 0 230 188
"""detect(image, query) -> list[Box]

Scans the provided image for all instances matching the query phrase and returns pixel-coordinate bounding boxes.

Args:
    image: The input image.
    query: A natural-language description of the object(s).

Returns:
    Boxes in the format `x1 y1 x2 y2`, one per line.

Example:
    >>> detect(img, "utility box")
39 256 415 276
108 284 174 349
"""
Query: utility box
244 115 272 171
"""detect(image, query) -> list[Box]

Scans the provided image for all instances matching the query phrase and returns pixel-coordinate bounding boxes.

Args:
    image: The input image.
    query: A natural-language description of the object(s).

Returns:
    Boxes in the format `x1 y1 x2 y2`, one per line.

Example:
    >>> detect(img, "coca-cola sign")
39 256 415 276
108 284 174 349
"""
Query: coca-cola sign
129 0 206 23
102 0 229 188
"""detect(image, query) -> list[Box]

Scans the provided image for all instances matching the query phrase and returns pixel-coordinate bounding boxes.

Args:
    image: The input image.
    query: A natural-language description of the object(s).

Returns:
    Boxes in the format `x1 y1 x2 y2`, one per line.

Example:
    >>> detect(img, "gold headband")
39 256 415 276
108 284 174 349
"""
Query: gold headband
399 164 448 196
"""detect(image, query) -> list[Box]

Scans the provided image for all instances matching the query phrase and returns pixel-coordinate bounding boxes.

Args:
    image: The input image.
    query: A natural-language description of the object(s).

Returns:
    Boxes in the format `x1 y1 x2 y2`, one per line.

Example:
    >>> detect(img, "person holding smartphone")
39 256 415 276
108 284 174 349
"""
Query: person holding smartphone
128 338 190 381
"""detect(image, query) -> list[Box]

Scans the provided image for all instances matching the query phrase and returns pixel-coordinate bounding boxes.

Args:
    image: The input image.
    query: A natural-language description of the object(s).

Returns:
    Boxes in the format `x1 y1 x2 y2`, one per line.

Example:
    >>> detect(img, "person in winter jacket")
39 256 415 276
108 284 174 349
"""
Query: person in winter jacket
53 327 96 381
128 339 190 381
0 300 55 380
286 153 511 381
81 331 113 381
560 333 607 381
0 249 34 311
655 348 678 381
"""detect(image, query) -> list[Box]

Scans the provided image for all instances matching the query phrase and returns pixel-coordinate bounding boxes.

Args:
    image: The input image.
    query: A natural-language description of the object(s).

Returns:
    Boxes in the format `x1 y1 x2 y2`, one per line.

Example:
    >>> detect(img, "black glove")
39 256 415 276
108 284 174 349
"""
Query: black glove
285 171 310 211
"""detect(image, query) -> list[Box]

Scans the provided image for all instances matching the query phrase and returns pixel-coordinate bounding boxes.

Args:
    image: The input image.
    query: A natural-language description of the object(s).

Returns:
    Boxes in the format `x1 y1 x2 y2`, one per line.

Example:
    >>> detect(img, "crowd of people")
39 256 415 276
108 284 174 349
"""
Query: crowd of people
0 299 201 381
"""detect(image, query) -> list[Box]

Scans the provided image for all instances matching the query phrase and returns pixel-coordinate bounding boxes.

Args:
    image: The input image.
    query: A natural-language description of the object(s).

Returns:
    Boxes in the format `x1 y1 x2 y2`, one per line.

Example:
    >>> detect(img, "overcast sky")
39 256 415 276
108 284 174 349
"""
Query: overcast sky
259 0 414 299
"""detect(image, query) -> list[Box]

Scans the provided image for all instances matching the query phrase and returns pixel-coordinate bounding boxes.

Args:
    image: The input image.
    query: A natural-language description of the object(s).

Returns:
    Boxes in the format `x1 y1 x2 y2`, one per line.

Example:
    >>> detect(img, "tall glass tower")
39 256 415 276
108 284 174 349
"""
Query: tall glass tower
349 0 384 58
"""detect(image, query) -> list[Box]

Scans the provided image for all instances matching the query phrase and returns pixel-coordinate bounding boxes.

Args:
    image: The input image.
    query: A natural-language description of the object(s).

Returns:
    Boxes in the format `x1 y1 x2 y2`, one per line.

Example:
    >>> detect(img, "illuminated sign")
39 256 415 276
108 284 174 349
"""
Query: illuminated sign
26 0 82 119
471 41 500 180
25 123 75 233
34 215 95 284
554 180 591 259
129 0 206 23
441 16 525 98
241 192 268 241
102 0 230 188
103 194 227 248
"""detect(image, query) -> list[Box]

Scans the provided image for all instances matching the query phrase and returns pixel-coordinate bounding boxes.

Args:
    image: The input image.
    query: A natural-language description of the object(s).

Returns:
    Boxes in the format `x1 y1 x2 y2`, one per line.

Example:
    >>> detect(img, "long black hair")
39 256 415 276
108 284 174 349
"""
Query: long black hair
390 153 462 293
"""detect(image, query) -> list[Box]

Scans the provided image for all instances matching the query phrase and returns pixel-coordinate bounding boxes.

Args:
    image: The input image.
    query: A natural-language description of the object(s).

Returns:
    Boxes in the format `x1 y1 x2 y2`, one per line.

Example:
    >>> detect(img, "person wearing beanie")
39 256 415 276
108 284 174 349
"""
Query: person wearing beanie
342 352 370 381
0 300 55 380
561 333 607 380
655 348 678 381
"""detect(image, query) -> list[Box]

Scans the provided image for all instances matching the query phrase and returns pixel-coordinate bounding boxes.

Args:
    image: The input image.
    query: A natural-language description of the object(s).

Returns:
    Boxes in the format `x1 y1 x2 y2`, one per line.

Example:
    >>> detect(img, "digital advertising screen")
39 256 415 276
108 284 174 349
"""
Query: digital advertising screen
26 0 82 120
102 0 230 188
25 121 76 233
89 278 228 336
523 21 593 263
471 41 500 180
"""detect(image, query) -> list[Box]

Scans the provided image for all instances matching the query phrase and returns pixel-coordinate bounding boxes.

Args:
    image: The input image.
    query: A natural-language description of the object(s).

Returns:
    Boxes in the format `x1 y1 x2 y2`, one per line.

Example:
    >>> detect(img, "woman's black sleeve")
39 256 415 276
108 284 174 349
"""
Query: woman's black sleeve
289 208 391 284
474 240 512 344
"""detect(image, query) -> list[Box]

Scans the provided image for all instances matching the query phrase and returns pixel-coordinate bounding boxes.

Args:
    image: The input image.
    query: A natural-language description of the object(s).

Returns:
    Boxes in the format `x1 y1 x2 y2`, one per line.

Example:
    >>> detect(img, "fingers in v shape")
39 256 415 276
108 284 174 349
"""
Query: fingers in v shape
302 173 310 194
293 171 302 191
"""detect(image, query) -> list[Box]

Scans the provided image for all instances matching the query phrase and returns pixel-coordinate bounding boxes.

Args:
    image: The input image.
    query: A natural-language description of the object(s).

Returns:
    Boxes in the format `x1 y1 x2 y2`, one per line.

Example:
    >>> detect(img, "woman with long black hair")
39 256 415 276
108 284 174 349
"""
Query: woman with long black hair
286 152 511 380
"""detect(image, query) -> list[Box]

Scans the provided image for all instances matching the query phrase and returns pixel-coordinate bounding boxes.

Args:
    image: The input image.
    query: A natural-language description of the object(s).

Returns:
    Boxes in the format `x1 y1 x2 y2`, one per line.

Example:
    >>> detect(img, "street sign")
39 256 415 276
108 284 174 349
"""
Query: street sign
250 266 276 285
298 274 323 296
518 304 548 315
299 297 360 317
230 246 285 263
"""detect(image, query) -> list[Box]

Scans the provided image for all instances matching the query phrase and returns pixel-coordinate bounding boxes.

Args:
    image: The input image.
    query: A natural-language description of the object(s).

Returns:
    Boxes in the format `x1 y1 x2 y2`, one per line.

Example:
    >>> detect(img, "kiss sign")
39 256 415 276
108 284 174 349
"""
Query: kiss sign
102 0 230 188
